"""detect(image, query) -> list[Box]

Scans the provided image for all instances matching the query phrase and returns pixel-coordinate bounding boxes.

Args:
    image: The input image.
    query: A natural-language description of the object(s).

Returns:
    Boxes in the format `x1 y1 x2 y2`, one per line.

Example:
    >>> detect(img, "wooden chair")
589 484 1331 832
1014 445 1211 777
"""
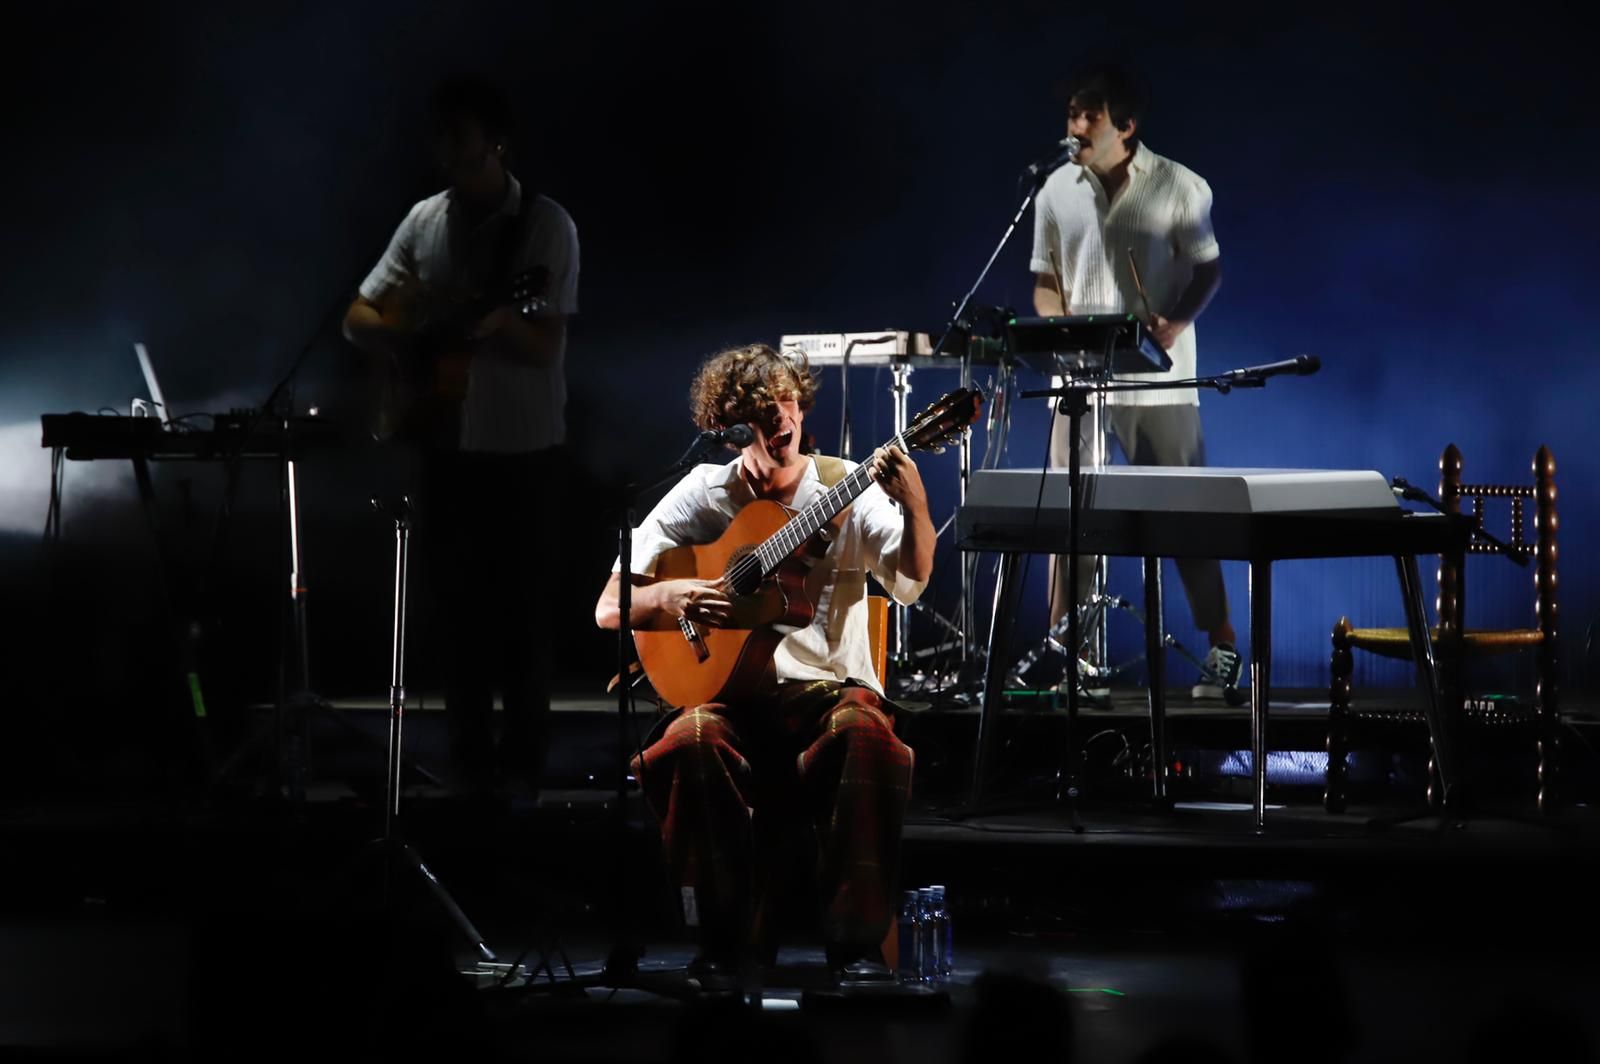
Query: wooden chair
866 595 890 690
1325 444 1559 814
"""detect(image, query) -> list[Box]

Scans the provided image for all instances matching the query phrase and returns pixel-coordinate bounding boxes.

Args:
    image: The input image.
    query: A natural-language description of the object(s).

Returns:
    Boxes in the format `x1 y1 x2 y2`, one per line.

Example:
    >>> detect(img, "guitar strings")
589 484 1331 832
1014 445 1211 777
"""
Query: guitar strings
726 431 916 588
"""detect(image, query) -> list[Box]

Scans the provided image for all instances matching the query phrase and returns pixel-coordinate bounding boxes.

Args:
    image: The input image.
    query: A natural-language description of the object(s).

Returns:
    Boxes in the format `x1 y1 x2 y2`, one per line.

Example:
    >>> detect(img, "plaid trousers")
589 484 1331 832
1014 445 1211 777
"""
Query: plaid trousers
631 679 914 952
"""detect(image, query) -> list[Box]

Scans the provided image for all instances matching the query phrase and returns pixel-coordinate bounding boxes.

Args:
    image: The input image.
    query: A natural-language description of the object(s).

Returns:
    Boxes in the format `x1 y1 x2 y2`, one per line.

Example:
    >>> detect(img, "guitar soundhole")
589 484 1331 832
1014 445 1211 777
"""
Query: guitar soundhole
725 545 762 597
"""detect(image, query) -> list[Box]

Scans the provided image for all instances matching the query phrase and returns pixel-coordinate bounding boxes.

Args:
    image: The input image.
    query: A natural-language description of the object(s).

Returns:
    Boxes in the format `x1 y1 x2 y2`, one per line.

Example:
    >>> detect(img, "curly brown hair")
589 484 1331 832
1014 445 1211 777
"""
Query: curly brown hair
688 343 819 432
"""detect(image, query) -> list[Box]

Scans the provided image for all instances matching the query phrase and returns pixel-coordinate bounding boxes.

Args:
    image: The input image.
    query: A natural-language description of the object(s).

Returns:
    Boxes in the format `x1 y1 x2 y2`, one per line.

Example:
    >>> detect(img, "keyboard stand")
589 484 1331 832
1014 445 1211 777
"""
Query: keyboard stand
969 529 1467 830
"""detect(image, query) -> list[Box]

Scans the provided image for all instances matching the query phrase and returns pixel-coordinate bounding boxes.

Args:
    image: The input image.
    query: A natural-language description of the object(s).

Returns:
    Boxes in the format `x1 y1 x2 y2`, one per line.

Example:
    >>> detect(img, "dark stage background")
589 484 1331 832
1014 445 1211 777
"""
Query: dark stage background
2 2 1593 789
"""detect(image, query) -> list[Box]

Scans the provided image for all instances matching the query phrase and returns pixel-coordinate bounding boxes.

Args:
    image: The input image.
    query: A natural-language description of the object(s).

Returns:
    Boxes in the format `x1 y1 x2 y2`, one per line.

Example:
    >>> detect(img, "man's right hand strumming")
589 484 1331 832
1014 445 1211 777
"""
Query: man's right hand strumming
342 294 418 363
596 574 734 631
657 578 734 628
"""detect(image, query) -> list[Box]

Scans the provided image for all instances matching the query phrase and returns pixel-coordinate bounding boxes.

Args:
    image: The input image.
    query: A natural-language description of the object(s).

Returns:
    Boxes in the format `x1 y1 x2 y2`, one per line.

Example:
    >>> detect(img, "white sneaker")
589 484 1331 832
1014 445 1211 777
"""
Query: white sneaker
1191 643 1242 700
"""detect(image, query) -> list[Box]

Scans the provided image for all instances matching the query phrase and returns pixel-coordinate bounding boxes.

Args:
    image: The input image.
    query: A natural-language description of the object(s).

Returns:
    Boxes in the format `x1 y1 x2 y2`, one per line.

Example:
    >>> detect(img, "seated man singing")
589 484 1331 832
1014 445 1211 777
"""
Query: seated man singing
594 343 934 985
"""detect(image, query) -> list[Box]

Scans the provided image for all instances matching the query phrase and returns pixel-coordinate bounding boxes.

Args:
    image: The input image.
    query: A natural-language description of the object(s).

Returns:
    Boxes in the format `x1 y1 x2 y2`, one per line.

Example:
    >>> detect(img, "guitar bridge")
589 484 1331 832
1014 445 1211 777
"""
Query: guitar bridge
677 617 710 663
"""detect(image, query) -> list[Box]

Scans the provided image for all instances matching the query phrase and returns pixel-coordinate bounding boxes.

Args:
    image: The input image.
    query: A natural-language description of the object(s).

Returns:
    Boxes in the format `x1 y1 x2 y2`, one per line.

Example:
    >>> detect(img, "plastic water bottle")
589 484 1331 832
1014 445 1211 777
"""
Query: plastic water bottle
917 887 938 983
897 891 920 984
930 884 952 978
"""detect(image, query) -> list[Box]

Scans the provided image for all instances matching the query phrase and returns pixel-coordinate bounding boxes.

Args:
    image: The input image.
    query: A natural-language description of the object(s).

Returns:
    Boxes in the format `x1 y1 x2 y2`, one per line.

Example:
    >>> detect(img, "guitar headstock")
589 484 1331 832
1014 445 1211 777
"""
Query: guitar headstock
904 388 983 453
507 266 551 315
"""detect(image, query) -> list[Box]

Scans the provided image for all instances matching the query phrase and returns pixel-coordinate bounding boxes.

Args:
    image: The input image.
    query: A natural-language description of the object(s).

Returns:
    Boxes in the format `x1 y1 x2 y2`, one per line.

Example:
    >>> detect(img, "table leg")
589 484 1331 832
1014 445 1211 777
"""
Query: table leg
1249 560 1272 829
971 552 1022 805
1395 553 1459 809
1143 556 1168 803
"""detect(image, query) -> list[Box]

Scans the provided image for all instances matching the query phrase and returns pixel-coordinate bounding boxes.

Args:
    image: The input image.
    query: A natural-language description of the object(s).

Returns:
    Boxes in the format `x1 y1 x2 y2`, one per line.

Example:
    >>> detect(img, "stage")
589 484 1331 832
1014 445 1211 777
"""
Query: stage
2 688 1597 1060
5 6 1595 1059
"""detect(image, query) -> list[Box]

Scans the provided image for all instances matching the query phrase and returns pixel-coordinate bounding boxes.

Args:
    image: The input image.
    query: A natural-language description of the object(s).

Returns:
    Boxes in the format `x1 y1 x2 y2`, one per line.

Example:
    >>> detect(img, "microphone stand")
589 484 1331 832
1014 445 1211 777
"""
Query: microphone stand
512 430 731 1000
918 154 1064 696
212 196 446 802
364 495 493 961
927 165 1064 362
1013 365 1303 818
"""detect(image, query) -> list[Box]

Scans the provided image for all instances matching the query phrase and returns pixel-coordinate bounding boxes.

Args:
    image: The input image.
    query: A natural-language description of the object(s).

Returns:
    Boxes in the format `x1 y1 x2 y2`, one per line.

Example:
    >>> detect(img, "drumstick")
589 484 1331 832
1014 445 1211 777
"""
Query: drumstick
1126 247 1156 322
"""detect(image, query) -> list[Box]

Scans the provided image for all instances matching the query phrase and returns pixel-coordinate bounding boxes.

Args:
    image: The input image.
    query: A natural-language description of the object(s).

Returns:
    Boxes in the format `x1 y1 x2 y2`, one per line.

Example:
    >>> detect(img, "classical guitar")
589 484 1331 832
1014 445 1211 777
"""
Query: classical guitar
633 388 982 708
371 265 549 443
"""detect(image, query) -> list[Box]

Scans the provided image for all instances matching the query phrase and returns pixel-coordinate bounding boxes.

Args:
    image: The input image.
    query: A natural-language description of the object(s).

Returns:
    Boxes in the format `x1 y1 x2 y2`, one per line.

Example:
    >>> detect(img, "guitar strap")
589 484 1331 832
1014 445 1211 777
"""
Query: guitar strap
810 455 853 538
812 454 848 489
493 179 537 286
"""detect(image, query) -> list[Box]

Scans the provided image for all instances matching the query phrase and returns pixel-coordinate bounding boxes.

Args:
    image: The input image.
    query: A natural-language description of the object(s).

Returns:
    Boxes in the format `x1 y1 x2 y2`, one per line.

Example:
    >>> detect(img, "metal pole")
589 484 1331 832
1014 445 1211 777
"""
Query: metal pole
891 359 913 670
1143 557 1168 803
958 350 973 669
1249 559 1272 829
385 506 409 838
1090 387 1109 673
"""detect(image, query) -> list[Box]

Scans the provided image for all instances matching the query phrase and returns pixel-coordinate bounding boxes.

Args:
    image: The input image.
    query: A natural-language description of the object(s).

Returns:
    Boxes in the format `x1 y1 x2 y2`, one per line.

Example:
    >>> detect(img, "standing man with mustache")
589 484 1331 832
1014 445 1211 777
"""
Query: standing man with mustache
1031 63 1240 701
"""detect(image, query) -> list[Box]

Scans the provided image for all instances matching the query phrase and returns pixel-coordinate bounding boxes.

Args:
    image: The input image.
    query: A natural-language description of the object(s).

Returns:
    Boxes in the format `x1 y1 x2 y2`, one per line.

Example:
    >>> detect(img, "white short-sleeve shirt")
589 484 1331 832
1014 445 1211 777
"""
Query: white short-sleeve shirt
359 173 580 452
612 456 927 695
1030 144 1219 408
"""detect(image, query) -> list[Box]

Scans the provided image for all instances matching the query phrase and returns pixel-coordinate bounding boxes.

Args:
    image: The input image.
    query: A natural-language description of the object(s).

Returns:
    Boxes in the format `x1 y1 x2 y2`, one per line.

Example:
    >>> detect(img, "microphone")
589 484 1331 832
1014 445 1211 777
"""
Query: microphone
1217 354 1321 385
702 424 755 448
1022 136 1082 183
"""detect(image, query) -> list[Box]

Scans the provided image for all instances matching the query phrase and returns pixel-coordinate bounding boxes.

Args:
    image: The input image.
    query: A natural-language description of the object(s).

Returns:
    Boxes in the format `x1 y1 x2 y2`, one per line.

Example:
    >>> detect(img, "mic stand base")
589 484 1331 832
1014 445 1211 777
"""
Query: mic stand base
508 440 743 1004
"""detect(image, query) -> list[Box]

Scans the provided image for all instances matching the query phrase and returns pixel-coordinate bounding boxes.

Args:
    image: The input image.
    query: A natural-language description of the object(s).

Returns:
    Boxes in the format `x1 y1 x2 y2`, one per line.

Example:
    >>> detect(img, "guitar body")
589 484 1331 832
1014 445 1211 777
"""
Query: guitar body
633 500 817 708
370 267 548 444
377 341 475 446
628 386 982 709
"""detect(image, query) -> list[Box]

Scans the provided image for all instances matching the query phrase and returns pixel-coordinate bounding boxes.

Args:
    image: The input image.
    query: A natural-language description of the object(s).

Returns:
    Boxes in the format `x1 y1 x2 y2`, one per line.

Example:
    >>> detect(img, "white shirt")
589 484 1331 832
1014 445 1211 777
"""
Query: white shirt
613 456 927 695
359 173 580 452
1030 144 1219 407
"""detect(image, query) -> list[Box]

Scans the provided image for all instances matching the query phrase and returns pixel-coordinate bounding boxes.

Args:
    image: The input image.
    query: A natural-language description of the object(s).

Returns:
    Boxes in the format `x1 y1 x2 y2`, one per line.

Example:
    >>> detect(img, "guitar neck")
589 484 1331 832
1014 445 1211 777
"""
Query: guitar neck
752 434 906 576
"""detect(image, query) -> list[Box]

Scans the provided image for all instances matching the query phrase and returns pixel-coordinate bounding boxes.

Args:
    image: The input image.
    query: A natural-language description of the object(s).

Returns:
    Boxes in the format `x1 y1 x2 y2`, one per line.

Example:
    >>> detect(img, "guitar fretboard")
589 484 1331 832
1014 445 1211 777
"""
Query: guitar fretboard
752 435 905 575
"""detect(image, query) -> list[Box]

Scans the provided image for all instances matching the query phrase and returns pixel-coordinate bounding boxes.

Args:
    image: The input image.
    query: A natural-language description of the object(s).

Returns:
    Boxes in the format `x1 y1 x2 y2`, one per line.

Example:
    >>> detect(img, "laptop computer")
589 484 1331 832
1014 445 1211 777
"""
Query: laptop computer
133 342 173 429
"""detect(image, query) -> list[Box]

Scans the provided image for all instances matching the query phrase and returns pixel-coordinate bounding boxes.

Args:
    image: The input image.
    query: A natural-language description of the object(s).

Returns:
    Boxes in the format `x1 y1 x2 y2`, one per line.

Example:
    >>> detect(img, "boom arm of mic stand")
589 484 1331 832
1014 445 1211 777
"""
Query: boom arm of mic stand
1021 370 1279 404
929 179 1048 360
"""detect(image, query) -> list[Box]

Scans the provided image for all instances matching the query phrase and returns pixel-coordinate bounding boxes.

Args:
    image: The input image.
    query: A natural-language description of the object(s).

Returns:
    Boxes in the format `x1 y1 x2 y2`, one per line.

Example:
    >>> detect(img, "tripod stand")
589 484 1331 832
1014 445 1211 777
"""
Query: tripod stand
1010 588 1246 707
210 424 442 801
365 496 494 962
506 432 737 1001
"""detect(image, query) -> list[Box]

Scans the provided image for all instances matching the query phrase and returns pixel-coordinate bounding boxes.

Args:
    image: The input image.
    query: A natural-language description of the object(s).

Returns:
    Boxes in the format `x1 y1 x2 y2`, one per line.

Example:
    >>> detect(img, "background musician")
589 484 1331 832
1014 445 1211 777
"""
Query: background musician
342 76 580 800
1030 63 1240 699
